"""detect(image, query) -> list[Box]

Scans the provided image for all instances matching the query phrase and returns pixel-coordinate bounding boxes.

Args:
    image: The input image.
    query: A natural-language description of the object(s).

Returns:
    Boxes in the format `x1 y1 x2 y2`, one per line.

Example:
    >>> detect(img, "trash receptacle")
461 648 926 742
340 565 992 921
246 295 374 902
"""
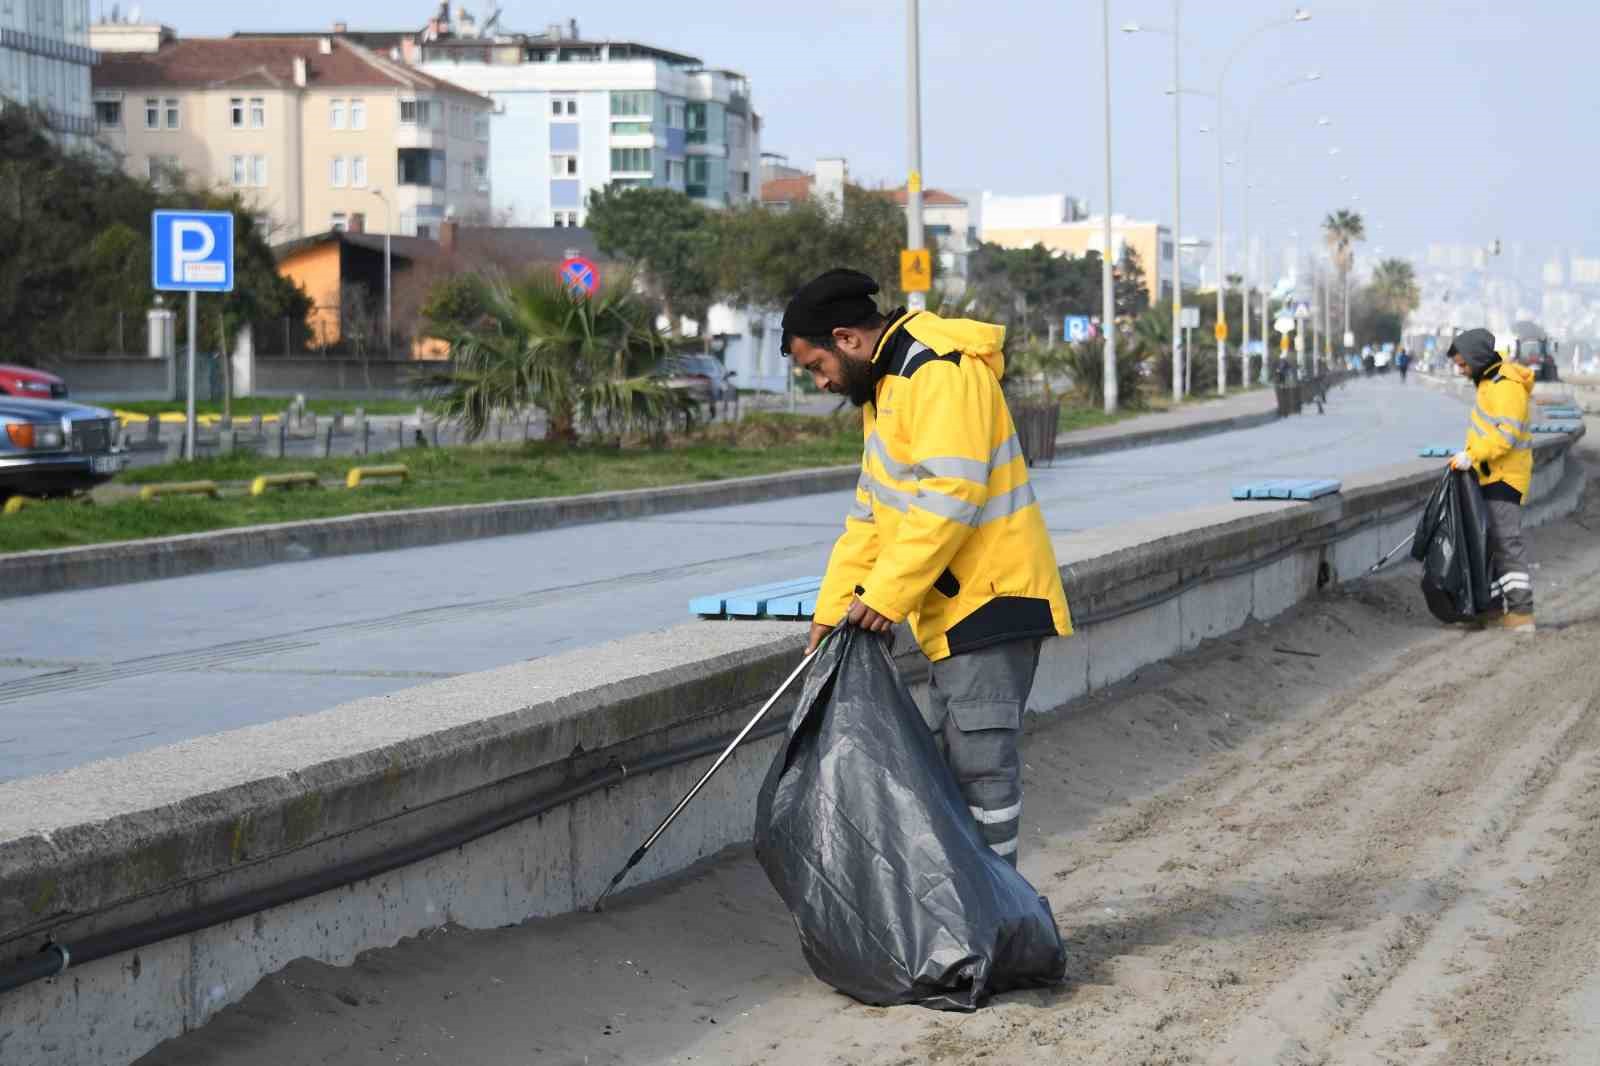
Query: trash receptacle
1012 399 1061 466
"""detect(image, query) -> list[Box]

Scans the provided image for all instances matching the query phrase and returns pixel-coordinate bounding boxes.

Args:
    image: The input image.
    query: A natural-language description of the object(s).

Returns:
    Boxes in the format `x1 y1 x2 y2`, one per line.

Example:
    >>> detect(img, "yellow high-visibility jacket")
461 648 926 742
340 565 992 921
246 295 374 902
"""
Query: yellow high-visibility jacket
814 309 1073 661
1465 360 1535 497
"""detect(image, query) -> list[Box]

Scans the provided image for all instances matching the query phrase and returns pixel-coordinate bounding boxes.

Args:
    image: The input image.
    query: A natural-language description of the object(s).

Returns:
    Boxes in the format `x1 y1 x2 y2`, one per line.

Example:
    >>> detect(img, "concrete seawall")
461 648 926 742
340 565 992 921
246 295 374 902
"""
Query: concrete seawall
0 427 1584 1065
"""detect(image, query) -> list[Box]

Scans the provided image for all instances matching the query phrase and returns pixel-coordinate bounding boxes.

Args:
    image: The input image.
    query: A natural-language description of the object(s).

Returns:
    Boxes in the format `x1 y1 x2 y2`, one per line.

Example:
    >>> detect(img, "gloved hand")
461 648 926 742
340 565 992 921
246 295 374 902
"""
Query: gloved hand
1450 451 1473 471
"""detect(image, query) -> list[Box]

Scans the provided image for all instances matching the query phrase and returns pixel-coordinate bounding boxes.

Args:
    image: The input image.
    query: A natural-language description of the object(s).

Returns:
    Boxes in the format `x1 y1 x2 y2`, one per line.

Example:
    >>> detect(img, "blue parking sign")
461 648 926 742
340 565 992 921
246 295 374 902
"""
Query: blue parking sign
152 210 235 292
1064 315 1091 342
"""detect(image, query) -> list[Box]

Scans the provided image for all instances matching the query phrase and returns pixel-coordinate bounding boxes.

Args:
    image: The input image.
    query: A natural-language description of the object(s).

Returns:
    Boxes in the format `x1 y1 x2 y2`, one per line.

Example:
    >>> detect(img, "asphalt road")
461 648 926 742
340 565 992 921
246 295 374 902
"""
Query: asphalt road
3 378 1466 782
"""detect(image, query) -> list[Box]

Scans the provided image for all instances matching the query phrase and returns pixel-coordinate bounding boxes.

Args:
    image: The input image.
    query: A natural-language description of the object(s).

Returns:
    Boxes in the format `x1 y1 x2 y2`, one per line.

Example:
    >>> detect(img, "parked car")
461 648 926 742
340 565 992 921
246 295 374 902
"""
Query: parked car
0 364 68 399
654 354 737 419
0 397 125 499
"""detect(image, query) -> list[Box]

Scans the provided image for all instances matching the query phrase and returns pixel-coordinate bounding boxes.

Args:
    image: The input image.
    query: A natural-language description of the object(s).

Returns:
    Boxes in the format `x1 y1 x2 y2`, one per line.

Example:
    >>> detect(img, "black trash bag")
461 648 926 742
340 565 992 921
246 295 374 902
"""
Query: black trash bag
1410 468 1494 623
753 627 1067 1012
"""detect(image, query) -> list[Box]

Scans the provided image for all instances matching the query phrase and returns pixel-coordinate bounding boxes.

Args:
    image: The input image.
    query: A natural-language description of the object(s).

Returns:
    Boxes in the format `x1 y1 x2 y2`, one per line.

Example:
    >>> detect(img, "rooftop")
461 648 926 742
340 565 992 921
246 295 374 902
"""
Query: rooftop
94 36 490 100
759 176 966 207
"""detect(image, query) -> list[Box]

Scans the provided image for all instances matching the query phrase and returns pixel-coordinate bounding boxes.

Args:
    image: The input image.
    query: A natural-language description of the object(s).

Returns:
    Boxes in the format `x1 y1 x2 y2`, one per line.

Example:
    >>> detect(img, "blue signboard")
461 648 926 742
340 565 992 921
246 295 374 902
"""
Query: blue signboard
152 210 235 292
1064 315 1091 342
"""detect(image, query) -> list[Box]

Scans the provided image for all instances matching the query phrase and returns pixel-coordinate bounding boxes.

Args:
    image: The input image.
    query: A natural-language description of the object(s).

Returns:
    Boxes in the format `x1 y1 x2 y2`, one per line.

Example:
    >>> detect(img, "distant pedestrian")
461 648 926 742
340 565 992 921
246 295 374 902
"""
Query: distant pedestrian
1448 328 1536 633
1396 348 1410 383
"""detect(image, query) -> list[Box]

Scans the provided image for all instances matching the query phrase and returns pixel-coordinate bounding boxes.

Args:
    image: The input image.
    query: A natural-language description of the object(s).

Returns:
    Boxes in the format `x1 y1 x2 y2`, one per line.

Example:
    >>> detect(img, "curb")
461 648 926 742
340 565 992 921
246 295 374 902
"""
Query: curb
2 403 1284 600
0 465 860 600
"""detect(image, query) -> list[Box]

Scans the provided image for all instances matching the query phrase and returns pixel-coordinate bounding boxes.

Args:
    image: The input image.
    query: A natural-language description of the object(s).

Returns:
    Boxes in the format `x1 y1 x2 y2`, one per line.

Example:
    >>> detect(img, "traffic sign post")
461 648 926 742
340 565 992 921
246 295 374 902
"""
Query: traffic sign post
558 256 600 298
152 210 235 460
900 248 931 293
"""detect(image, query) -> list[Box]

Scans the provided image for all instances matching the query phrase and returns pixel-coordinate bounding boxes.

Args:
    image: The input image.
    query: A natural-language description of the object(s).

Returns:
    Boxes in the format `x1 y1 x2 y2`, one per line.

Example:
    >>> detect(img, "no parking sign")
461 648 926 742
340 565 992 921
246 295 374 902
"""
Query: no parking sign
558 256 599 297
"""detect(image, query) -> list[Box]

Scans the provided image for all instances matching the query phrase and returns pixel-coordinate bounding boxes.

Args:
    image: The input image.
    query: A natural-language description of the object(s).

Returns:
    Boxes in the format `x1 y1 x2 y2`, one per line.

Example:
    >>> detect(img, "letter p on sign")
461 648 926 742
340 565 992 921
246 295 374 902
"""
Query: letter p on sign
172 221 217 283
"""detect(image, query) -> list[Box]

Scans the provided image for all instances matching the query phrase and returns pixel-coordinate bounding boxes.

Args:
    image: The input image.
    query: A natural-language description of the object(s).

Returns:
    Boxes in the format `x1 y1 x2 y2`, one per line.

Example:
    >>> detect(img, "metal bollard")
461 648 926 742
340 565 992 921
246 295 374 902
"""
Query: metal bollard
324 423 335 458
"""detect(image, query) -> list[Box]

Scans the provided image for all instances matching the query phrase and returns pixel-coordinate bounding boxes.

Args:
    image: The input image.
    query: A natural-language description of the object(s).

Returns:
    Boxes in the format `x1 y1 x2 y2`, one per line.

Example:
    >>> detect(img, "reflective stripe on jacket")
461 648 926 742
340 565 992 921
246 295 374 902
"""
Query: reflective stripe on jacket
1465 360 1534 497
814 310 1073 661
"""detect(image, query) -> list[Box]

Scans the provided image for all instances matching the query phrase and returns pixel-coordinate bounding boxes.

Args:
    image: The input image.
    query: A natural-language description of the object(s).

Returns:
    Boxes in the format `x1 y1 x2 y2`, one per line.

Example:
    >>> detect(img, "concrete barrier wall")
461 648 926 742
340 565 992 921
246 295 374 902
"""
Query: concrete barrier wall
0 429 1584 1065
250 357 434 399
41 356 175 403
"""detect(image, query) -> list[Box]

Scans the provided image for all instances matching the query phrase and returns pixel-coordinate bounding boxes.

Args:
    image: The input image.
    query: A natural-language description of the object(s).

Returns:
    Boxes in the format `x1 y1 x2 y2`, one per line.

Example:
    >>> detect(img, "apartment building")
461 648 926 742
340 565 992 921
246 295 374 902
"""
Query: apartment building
0 0 97 146
89 26 492 240
982 193 1179 303
408 13 760 227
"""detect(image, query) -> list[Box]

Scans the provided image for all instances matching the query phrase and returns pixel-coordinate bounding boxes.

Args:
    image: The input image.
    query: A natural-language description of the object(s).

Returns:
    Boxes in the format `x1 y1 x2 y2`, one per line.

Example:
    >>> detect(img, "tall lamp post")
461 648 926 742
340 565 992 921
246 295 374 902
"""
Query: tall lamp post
1240 72 1320 383
905 0 926 313
1100 0 1118 412
1125 7 1311 397
370 188 393 357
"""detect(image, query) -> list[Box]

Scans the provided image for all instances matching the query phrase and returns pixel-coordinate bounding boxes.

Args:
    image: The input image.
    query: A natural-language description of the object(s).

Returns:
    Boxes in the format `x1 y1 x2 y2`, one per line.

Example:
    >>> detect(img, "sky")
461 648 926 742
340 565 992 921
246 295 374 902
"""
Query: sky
125 0 1599 272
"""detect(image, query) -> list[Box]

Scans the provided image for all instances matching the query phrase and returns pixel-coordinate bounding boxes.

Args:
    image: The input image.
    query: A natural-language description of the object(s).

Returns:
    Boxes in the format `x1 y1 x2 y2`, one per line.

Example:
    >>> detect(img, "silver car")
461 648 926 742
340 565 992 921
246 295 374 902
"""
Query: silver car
0 397 125 500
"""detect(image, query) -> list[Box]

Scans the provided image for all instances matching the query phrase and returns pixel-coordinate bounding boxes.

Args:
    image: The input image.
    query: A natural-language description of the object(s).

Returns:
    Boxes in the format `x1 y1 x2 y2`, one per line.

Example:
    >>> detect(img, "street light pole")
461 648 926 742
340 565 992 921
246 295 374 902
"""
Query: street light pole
1170 0 1182 404
371 189 392 357
905 0 926 313
1101 0 1117 413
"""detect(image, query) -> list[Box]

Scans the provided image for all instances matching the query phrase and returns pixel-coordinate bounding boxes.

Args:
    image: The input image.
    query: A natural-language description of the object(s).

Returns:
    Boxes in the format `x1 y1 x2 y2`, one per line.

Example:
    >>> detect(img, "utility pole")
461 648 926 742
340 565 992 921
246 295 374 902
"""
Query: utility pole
905 0 926 312
1100 0 1118 412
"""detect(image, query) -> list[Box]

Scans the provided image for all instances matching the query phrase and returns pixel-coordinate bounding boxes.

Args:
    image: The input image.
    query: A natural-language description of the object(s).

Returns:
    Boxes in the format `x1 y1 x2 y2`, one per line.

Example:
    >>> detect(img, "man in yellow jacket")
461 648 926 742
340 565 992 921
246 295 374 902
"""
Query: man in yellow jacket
1448 328 1536 633
783 268 1073 865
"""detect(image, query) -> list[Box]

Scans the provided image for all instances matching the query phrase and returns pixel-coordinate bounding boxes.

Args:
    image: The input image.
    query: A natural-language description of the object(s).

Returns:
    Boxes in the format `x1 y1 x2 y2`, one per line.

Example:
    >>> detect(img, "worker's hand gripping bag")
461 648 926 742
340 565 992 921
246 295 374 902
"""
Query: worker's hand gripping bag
753 627 1066 1012
1411 468 1493 623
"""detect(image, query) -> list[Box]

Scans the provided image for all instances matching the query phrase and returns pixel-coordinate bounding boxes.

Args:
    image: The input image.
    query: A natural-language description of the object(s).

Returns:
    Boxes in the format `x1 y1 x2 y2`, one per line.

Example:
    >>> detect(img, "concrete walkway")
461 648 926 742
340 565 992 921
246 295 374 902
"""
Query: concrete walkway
4 378 1462 783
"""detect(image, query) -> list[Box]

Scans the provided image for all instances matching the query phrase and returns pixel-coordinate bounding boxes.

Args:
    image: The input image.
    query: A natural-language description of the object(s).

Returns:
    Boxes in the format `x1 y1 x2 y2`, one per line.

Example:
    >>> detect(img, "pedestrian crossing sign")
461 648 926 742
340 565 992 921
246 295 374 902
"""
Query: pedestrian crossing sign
900 248 932 293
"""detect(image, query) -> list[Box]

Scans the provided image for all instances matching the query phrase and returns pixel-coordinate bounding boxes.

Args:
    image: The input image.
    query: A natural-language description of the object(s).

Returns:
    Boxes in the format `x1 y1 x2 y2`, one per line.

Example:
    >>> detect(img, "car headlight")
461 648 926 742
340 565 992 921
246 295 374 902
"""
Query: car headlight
4 423 66 450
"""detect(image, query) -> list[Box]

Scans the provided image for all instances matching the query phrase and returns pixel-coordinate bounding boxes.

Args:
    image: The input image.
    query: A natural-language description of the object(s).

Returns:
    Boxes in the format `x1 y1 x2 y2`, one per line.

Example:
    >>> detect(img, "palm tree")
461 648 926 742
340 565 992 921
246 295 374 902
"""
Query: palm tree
423 270 679 443
1370 257 1421 316
1322 209 1366 352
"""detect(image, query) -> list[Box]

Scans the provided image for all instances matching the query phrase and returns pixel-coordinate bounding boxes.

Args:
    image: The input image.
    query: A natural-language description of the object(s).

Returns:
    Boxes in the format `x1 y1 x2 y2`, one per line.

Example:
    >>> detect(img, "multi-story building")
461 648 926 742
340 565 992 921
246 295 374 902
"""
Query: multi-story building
981 193 1179 303
408 13 760 227
0 0 97 146
89 25 492 240
759 158 975 294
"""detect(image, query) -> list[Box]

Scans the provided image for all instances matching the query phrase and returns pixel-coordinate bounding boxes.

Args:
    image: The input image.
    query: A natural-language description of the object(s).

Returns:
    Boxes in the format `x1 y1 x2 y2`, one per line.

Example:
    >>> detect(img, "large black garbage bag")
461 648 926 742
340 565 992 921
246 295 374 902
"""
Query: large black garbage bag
1410 469 1493 623
753 627 1066 1012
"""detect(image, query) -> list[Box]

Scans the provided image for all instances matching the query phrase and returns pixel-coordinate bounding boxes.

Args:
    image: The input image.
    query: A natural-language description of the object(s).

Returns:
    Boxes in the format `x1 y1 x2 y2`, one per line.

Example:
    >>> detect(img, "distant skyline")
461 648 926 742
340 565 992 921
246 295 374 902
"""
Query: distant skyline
109 1 1598 271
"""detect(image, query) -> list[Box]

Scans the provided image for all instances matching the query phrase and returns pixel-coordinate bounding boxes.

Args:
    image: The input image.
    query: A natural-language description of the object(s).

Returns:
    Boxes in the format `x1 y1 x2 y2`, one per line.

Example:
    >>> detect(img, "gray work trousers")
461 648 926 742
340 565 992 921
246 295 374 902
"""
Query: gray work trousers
924 638 1042 866
1487 497 1533 613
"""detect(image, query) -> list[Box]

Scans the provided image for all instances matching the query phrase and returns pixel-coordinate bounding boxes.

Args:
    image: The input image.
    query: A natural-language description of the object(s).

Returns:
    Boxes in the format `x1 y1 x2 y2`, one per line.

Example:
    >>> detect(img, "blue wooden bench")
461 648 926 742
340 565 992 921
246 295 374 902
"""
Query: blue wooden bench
1231 478 1342 501
691 576 823 620
1539 405 1583 419
1419 445 1455 458
1532 423 1576 434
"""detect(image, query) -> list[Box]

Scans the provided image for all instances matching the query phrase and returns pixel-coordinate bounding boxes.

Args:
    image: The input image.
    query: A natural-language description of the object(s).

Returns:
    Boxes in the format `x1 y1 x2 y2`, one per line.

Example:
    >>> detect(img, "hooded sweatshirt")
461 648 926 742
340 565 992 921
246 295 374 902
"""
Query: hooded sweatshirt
814 309 1073 662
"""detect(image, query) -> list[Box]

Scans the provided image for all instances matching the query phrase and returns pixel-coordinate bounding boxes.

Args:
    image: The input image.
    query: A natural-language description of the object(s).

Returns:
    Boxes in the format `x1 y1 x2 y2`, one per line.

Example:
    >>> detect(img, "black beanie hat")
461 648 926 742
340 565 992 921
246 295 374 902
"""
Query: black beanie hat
780 268 881 354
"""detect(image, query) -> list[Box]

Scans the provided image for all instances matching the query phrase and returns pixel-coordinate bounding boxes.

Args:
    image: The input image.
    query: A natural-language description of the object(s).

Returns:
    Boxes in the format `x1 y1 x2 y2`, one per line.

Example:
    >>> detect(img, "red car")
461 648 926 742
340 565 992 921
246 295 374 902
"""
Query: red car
0 364 68 400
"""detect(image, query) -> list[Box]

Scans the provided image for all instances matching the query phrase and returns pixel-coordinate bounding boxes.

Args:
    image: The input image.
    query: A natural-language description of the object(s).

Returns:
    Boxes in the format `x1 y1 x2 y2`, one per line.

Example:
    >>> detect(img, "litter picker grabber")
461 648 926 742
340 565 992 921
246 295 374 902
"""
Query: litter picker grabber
592 630 834 912
1366 531 1416 575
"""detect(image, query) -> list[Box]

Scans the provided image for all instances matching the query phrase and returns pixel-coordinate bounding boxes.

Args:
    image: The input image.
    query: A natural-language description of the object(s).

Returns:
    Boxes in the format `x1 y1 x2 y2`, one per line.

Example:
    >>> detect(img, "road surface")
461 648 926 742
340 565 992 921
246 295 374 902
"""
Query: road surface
135 445 1600 1066
5 378 1467 782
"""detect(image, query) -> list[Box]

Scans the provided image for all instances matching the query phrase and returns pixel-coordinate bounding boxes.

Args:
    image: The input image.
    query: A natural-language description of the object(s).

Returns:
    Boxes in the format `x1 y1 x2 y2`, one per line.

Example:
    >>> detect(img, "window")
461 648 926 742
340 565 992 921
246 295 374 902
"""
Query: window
685 102 706 144
330 98 345 129
666 101 685 128
231 155 247 186
610 121 651 136
610 147 651 173
164 98 180 129
400 98 432 126
330 212 348 232
474 154 487 180
251 155 267 187
551 94 577 117
552 210 579 228
146 155 179 189
331 155 347 187
94 99 120 127
610 90 653 117
397 147 445 187
349 98 366 130
473 113 488 140
351 155 367 188
249 97 264 128
550 153 578 177
144 97 159 129
665 158 684 184
230 96 244 127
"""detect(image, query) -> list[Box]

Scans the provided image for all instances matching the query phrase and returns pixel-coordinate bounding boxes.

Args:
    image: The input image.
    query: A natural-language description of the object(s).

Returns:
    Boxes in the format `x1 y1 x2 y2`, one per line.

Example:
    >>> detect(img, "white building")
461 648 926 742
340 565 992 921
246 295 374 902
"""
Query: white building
0 0 97 147
411 14 760 227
